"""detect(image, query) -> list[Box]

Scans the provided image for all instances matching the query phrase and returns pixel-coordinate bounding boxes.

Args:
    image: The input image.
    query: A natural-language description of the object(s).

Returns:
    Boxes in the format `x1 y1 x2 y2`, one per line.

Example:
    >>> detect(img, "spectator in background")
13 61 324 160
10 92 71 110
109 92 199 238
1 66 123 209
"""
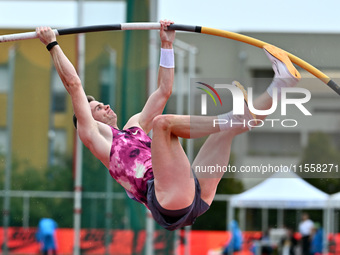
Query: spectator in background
260 229 273 255
250 229 273 255
310 222 323 255
281 227 298 255
298 213 314 255
36 218 58 255
222 220 243 254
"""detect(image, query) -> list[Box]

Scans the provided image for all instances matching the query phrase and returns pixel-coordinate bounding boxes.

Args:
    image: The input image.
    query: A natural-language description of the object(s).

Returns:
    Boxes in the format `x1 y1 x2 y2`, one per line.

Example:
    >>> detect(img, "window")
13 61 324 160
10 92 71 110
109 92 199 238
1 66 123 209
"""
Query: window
51 68 67 112
329 133 340 151
100 66 113 105
0 65 9 93
0 129 7 154
251 69 274 94
53 129 67 155
49 128 67 165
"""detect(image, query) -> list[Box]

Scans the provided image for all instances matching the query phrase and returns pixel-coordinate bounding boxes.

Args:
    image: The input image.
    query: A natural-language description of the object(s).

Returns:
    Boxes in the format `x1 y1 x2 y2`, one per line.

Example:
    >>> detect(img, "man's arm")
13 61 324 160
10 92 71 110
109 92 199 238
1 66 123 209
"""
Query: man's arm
124 20 175 133
36 27 111 167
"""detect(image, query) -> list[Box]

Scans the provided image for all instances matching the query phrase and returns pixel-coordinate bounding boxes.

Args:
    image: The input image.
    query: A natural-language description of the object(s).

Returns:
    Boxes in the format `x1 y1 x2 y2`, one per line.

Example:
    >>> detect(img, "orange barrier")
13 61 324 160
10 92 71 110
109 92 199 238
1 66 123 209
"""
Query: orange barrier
0 227 260 255
0 227 338 255
178 230 260 255
0 228 139 254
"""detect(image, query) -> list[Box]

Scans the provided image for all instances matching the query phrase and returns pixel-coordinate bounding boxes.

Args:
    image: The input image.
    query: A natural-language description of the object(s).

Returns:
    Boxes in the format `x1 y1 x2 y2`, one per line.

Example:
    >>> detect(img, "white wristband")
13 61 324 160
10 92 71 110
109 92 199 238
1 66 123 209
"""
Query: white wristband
160 48 174 68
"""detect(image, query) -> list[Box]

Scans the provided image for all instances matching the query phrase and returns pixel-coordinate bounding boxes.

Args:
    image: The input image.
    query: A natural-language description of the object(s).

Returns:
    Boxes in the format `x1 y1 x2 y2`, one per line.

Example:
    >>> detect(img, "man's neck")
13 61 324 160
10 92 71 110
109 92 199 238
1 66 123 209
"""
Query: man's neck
107 121 118 129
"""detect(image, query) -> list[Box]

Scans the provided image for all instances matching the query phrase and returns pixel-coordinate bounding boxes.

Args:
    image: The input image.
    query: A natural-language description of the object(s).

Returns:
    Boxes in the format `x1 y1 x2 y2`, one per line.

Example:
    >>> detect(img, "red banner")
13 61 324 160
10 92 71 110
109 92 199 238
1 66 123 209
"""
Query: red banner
0 227 337 255
0 227 169 255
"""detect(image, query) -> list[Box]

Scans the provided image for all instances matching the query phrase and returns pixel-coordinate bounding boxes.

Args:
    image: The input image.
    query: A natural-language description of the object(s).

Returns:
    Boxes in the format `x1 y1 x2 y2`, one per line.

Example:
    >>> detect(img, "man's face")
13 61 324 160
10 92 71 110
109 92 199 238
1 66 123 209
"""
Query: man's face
302 214 308 221
89 100 117 126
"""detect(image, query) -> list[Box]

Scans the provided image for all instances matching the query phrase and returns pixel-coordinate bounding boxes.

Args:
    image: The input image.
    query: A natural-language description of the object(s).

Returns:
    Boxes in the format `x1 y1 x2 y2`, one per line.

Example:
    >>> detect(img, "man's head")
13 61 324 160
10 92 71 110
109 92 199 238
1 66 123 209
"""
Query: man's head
301 212 309 221
73 95 117 128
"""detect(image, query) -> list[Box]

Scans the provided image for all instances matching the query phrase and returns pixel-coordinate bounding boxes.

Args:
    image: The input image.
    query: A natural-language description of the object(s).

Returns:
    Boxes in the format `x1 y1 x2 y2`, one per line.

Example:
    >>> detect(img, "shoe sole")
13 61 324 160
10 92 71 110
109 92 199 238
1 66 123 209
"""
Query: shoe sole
232 81 257 124
263 44 301 80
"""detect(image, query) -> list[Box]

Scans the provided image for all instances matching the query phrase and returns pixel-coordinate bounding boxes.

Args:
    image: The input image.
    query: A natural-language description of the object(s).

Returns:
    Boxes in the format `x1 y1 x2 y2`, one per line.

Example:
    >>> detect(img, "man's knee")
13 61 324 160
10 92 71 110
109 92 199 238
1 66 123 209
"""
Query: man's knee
152 115 173 132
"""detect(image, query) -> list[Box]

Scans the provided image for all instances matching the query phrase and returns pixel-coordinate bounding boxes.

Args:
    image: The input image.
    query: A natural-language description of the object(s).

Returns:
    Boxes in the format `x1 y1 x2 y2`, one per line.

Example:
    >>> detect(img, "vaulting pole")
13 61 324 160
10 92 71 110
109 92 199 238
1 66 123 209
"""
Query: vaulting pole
0 22 339 95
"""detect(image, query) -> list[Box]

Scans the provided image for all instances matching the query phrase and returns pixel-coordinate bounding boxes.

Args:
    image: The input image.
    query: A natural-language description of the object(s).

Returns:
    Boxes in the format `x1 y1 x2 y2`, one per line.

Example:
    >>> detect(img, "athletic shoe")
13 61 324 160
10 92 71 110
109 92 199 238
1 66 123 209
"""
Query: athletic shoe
264 44 301 84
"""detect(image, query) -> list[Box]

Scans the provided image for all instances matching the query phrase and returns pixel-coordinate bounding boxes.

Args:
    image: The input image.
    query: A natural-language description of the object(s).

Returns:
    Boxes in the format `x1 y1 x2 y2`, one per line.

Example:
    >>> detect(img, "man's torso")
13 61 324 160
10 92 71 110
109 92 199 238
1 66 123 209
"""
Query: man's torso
109 126 153 205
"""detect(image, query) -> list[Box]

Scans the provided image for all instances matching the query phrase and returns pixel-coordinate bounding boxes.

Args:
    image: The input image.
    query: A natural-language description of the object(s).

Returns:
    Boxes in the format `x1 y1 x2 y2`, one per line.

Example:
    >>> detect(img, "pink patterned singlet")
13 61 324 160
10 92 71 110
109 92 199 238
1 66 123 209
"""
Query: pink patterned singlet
109 126 153 206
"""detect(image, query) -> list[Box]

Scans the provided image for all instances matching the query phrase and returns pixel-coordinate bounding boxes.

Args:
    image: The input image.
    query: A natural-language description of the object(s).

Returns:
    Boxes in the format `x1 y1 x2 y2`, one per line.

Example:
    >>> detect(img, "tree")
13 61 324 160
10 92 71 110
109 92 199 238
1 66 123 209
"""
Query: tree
0 153 74 227
299 132 340 194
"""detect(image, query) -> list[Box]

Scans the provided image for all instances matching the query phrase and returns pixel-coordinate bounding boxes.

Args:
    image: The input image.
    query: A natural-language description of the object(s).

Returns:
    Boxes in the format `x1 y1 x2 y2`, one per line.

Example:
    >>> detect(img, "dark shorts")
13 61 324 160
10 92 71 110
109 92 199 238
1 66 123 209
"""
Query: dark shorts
146 173 210 231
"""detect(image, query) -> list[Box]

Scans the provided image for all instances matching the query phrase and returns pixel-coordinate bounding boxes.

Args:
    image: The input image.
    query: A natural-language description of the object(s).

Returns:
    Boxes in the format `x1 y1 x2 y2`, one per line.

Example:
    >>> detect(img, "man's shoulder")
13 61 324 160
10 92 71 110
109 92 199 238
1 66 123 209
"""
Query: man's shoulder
124 113 143 130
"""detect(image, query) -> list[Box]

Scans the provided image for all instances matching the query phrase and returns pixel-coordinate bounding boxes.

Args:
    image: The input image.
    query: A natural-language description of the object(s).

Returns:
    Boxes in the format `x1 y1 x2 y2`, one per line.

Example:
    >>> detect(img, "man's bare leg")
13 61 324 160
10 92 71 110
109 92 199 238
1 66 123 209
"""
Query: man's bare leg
150 87 272 210
151 114 230 210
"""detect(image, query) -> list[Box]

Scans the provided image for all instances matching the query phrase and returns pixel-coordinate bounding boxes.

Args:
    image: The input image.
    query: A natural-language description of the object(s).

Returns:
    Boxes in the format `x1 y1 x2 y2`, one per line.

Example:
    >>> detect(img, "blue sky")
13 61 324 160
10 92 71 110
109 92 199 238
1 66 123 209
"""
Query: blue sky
159 0 340 33
0 0 339 33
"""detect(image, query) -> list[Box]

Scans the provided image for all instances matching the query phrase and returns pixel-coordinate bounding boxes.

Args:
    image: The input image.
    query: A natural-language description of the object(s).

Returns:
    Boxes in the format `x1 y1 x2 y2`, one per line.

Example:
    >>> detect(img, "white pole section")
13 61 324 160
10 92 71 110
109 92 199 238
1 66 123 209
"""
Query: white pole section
146 0 158 254
73 0 85 254
3 46 16 255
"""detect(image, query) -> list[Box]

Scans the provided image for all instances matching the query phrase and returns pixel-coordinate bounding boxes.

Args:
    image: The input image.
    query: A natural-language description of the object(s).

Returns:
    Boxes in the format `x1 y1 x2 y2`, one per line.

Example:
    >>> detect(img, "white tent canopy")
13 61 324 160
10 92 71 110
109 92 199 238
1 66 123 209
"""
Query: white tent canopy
230 171 329 209
228 171 331 254
329 192 340 208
